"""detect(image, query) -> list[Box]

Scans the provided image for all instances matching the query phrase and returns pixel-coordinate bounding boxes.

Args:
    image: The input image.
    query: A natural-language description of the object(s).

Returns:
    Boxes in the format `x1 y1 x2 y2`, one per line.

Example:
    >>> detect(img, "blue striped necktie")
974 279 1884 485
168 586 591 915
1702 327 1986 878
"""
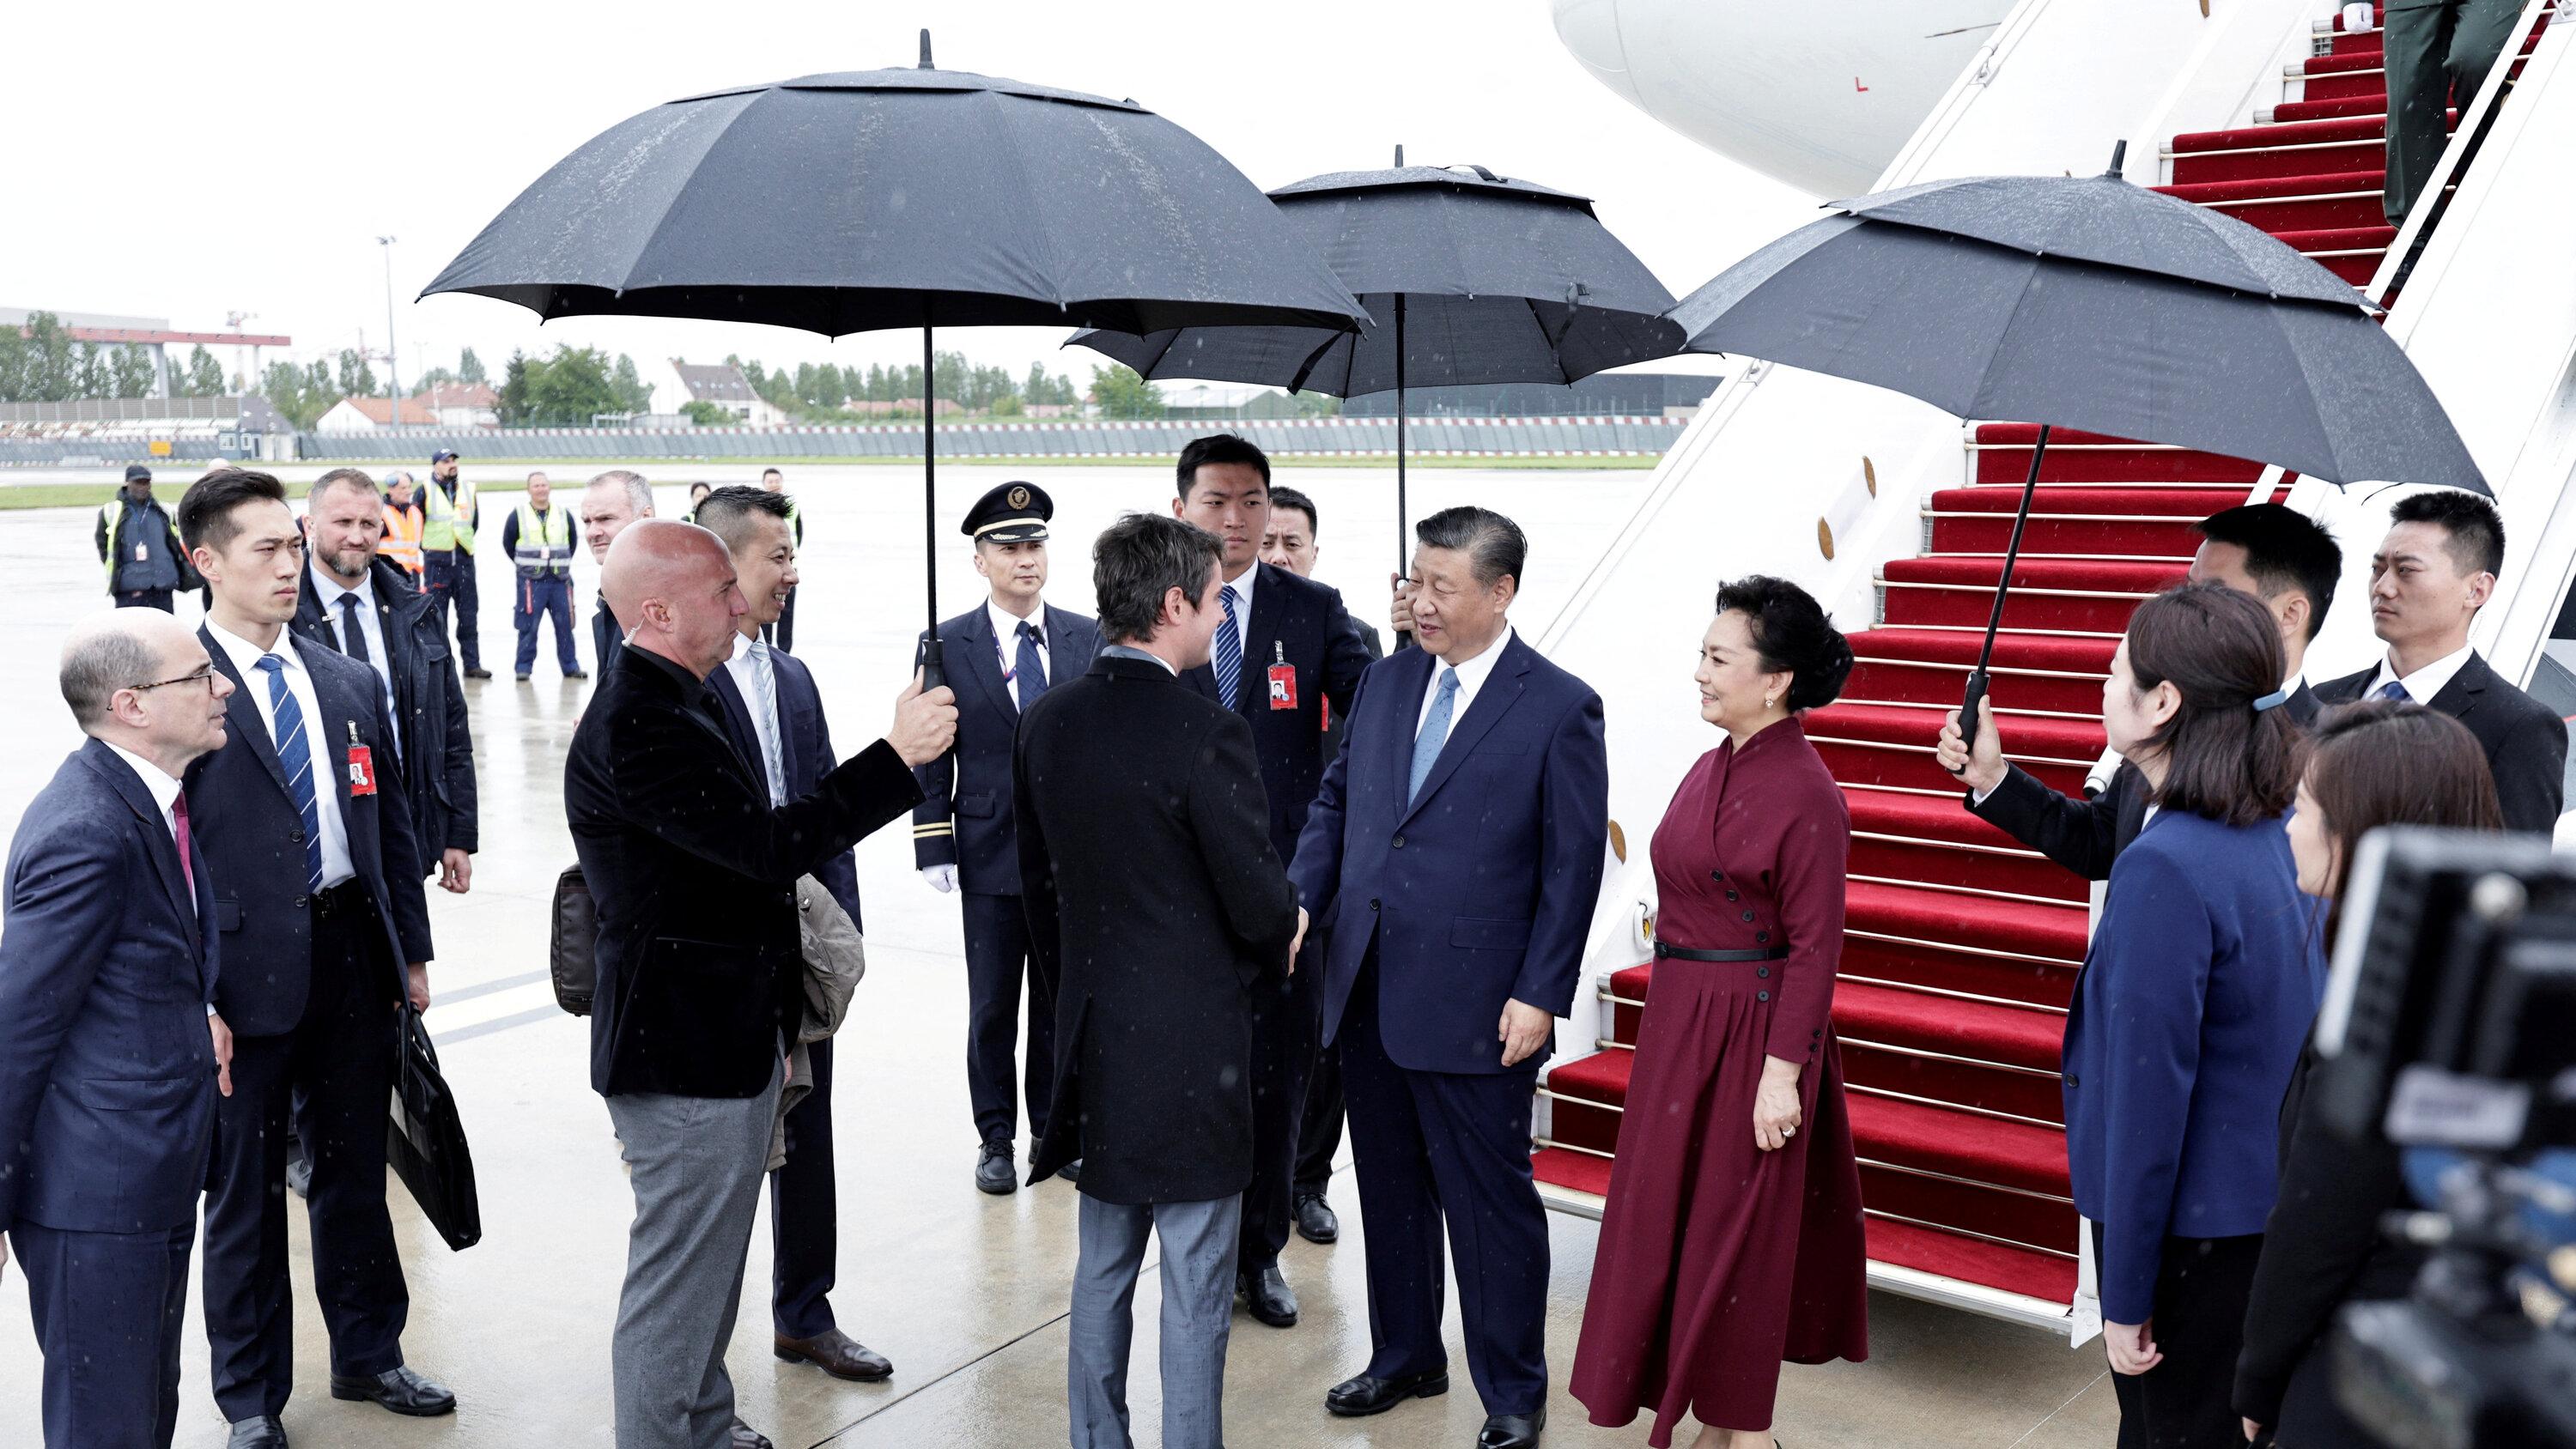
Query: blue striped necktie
1015 620 1050 708
1214 585 1242 709
1410 667 1461 804
2377 679 2409 702
255 653 326 892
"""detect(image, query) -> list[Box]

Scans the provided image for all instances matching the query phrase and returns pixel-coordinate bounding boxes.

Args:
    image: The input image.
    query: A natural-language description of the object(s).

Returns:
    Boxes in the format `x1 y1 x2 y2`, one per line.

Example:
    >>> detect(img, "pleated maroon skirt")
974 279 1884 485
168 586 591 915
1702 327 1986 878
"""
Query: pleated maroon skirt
1569 960 1870 1443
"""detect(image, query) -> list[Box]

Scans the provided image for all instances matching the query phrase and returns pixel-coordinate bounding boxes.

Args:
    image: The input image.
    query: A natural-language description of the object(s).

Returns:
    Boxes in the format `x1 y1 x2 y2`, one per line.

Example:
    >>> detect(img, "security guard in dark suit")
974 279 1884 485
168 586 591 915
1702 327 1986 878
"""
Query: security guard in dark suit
913 483 1103 1195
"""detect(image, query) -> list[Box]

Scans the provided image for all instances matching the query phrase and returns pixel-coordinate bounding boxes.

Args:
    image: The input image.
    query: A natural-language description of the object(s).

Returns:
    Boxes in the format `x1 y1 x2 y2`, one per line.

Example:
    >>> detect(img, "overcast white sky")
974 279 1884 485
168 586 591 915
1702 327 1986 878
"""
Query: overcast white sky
3 1 1814 390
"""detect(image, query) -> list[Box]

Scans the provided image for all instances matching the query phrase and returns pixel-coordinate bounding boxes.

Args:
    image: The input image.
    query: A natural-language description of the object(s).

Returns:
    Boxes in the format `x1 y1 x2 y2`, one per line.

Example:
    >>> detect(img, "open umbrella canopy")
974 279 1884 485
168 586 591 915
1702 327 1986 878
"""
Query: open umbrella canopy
422 56 1368 336
1072 164 1680 394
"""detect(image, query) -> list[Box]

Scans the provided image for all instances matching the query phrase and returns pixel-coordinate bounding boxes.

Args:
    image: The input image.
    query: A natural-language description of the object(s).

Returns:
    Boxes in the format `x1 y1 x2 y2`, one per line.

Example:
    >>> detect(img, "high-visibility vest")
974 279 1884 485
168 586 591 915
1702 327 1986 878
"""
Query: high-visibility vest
512 501 574 576
379 500 425 576
97 495 186 587
422 475 477 554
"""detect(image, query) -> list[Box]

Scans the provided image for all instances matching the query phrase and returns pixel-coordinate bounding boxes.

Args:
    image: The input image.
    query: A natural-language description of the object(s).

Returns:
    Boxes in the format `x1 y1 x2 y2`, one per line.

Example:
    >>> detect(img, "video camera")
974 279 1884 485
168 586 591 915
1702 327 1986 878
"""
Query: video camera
2312 827 2576 1449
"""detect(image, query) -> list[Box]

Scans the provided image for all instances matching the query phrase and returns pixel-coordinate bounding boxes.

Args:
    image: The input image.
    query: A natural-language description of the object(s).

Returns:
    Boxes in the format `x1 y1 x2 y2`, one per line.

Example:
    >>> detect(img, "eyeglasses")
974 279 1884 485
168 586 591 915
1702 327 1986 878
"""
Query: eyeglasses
128 667 220 696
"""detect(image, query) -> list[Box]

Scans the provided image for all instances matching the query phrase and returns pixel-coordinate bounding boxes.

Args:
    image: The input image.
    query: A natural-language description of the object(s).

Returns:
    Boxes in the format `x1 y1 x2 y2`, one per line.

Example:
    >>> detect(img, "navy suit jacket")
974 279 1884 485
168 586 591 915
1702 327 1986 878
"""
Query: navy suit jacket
708 641 863 926
1288 632 1609 1075
911 603 1102 896
291 556 479 861
2063 808 2324 1325
2315 652 2567 834
0 739 220 1236
187 626 434 1037
1182 562 1374 865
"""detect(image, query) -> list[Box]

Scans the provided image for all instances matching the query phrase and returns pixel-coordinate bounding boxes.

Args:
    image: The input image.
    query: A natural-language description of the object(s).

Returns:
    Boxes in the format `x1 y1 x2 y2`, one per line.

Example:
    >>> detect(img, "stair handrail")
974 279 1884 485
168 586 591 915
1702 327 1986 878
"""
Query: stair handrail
2362 0 2561 306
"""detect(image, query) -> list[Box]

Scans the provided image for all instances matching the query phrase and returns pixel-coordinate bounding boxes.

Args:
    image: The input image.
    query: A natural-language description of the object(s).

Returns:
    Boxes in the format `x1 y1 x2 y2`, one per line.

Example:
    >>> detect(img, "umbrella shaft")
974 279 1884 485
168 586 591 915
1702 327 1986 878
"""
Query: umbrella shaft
1395 295 1407 573
1974 423 2051 677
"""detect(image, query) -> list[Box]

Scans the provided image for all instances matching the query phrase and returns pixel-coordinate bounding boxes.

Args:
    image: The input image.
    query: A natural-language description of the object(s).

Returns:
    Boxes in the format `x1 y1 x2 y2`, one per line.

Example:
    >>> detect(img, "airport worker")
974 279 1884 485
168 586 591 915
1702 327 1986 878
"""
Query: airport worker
1169 433 1372 1329
176 468 453 1446
692 484 896 1385
1015 512 1304 1449
419 449 488 678
911 482 1102 1194
0 608 231 1449
501 470 583 681
566 518 951 1449
377 474 427 585
97 464 199 611
294 468 477 895
1289 505 1608 1449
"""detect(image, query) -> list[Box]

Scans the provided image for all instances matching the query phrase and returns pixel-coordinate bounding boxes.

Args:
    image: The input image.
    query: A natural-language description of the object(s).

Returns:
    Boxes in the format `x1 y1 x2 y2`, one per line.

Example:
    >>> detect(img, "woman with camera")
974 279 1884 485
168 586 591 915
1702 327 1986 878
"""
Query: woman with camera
1570 576 1869 1449
2061 583 2324 1449
2233 700 2501 1447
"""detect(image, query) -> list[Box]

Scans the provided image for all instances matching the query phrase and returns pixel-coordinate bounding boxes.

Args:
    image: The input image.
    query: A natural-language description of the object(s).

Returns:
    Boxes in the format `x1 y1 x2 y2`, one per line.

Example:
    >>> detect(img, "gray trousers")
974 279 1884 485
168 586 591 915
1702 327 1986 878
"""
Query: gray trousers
1069 1191 1242 1449
606 1063 781 1449
2382 0 2522 223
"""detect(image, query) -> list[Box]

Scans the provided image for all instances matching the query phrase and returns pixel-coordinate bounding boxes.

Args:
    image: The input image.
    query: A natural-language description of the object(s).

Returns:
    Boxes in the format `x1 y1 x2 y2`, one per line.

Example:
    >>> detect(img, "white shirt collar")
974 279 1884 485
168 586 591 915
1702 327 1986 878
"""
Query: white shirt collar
1220 560 1259 615
988 597 1046 644
206 617 297 676
1419 624 1516 730
2367 643 2475 705
728 629 756 664
310 562 374 610
103 739 184 826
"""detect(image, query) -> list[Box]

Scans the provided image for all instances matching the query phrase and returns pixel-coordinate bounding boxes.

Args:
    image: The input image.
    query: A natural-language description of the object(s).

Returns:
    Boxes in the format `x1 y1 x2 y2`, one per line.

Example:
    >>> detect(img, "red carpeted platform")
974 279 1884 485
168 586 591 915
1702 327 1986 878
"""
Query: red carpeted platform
1534 2 2550 1313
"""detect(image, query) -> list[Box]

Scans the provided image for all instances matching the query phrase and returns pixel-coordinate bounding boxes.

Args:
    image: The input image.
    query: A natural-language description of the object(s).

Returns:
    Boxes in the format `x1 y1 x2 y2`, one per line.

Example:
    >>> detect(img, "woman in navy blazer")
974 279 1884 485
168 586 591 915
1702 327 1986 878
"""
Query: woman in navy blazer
2063 583 2322 1449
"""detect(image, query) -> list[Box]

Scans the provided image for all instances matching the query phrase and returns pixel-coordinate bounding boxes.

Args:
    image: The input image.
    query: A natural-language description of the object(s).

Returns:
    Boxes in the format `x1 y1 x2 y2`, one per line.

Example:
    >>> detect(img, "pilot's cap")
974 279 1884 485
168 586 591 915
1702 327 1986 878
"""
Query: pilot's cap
962 482 1052 543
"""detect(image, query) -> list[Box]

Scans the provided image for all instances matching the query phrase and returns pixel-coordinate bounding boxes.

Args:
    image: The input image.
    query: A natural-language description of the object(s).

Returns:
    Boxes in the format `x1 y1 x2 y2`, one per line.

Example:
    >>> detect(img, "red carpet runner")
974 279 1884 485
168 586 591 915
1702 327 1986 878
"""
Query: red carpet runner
1529 3 2500 1309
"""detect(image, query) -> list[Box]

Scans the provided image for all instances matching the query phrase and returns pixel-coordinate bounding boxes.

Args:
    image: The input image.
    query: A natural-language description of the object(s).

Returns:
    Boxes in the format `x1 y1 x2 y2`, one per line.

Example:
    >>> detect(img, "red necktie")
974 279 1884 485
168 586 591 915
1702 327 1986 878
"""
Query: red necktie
173 791 197 900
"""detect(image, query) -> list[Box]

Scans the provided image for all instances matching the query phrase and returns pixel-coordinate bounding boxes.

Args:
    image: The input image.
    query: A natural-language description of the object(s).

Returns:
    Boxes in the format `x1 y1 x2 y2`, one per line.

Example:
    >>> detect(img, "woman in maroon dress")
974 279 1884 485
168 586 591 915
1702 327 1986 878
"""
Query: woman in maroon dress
1571 575 1869 1449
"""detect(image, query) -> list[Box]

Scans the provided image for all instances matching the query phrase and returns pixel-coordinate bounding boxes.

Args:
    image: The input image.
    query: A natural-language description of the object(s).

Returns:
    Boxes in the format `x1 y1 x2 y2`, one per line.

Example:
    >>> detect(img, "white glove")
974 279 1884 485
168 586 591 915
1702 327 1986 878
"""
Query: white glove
922 864 958 894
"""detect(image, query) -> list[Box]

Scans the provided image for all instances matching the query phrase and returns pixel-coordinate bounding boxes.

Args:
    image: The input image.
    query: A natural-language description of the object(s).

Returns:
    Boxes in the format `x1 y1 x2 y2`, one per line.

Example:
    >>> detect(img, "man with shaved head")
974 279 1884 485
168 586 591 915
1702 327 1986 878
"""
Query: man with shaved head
2 609 232 1448
568 518 954 1449
581 470 655 676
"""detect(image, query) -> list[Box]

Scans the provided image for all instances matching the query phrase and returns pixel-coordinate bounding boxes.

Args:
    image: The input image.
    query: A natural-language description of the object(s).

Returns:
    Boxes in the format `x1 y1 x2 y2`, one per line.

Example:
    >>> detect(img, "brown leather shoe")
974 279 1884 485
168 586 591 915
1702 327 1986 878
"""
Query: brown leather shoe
775 1328 894 1382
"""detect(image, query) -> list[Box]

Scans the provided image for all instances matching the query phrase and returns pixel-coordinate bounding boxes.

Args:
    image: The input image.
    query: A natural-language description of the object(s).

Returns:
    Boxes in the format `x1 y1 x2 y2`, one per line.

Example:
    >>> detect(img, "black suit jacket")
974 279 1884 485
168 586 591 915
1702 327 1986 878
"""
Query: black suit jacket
566 645 921 1099
1968 681 2322 880
2315 652 2567 834
1179 561 1373 864
292 558 478 862
592 594 623 677
1016 652 1300 1203
911 603 1103 895
187 627 433 1037
708 641 863 926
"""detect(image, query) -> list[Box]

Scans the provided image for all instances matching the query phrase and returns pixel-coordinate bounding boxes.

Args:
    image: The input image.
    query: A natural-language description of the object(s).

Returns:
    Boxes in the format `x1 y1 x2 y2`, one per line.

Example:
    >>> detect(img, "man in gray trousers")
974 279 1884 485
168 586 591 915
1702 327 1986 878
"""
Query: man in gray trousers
565 519 954 1449
1014 513 1305 1448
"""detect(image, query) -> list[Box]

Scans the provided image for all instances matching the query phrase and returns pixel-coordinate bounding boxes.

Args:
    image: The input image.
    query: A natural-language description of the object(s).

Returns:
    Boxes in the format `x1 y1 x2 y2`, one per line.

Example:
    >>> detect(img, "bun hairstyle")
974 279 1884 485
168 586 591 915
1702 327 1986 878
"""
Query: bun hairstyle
1714 575 1855 712
2123 581 2297 826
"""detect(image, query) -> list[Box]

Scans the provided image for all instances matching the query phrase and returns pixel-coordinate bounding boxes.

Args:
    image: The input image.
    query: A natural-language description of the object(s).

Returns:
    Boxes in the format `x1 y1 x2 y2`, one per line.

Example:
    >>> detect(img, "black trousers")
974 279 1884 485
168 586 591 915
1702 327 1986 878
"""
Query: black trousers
769 1036 840 1339
2092 1222 2264 1449
1240 932 1325 1273
115 589 176 612
1293 928 1346 1197
203 887 410 1419
14 1220 194 1449
963 892 1054 1146
427 550 481 671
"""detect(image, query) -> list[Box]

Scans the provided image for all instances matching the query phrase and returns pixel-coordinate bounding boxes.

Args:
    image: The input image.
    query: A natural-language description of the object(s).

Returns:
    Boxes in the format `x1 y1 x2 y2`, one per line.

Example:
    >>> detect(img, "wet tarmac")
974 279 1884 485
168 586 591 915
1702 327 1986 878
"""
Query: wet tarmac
0 464 2118 1446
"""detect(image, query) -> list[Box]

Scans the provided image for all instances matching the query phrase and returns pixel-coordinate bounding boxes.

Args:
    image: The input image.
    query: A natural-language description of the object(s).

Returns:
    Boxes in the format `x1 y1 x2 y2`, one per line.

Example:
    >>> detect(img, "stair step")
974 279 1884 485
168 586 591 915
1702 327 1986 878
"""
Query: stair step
1867 1216 2078 1304
1844 627 2117 717
1807 701 2104 757
1836 979 2064 1072
1845 790 2090 904
1880 557 2184 634
1845 880 2087 1007
2159 169 2393 232
1969 425 2268 484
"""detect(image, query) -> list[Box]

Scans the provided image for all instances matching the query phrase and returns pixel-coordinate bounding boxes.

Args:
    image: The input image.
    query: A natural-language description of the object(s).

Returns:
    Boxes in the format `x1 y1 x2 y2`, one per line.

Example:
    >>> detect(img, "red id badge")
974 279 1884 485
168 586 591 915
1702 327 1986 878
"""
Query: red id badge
344 722 378 797
1267 662 1298 711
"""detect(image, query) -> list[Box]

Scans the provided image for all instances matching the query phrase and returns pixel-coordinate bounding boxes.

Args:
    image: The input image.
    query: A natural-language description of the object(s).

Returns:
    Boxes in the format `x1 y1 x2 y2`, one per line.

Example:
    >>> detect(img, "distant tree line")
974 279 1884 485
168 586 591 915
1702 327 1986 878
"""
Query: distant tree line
725 350 1086 422
0 311 228 403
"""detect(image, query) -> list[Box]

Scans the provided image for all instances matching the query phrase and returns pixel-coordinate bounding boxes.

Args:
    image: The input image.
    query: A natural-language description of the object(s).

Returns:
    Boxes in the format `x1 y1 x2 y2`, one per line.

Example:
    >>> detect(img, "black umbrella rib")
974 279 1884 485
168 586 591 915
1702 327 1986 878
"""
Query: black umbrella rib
969 87 1074 317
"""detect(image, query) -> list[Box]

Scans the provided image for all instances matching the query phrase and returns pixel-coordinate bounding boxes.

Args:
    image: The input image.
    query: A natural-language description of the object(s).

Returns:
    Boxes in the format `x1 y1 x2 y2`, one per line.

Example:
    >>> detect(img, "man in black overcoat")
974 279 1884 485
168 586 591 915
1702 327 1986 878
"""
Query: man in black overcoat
1017 512 1303 1449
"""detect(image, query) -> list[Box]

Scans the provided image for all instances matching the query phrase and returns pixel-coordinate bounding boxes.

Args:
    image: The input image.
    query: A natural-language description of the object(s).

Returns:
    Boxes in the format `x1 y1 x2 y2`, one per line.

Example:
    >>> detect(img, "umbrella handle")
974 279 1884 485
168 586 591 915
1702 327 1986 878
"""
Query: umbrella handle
920 635 947 694
1951 670 1990 778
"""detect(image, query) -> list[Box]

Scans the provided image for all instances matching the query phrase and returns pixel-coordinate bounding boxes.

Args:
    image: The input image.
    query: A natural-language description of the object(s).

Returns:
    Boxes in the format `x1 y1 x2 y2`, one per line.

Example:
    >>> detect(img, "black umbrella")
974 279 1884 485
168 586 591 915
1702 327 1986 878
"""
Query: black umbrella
1072 147 1683 570
1665 143 2485 731
423 32 1368 682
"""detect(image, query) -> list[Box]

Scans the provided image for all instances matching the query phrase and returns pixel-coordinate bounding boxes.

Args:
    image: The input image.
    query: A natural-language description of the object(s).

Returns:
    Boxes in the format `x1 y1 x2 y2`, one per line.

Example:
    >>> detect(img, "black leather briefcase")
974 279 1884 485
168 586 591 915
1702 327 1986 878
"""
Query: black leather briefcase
386 1002 482 1252
550 864 596 1016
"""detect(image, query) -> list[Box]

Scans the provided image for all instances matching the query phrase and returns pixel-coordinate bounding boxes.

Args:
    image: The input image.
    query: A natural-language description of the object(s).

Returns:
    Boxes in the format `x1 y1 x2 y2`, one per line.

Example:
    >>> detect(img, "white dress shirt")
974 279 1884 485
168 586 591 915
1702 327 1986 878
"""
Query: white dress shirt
2364 644 2475 706
989 597 1051 709
206 620 356 889
309 561 398 731
1418 625 1517 737
1218 561 1260 676
721 630 790 804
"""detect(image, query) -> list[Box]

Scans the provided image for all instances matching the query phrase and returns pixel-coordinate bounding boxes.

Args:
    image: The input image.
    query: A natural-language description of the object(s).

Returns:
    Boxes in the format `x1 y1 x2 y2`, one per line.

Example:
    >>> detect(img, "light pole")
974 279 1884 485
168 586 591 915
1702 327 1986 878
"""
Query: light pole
375 236 401 426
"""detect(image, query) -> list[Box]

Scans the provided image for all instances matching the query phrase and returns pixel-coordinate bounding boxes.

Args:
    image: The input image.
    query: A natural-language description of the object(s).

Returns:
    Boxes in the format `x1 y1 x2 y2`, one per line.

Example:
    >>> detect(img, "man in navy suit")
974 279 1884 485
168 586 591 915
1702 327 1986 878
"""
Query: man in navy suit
0 609 233 1449
1290 506 1608 1449
691 485 896 1389
912 482 1103 1195
175 469 450 1448
1170 435 1372 1327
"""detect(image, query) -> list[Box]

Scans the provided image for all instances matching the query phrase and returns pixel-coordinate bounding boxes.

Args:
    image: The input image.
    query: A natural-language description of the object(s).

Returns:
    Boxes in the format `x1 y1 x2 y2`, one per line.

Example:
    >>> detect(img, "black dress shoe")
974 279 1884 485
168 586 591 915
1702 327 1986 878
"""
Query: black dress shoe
1293 1191 1340 1244
329 1364 457 1416
775 1327 894 1381
1478 1406 1546 1449
226 1417 288 1449
1057 1156 1082 1185
1326 1367 1449 1416
565 669 590 679
729 1417 774 1449
464 667 493 680
975 1140 1017 1195
1238 1264 1299 1327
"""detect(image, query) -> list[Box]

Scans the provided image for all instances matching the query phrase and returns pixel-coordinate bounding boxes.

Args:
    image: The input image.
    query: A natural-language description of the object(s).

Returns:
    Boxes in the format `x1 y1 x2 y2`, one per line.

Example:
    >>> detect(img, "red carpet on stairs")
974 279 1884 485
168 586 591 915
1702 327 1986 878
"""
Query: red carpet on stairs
1531 0 2546 1316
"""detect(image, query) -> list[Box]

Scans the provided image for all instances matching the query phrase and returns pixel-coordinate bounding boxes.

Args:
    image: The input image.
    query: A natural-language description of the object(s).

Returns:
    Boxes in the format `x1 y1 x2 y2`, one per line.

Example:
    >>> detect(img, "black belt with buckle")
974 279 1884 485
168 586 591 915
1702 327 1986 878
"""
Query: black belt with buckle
312 880 370 918
1653 942 1789 962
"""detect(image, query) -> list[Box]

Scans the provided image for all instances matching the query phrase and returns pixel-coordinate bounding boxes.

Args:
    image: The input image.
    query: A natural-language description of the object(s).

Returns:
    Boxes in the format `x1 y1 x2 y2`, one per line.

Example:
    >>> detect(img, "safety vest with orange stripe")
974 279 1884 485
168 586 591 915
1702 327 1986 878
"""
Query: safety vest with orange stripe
379 499 426 577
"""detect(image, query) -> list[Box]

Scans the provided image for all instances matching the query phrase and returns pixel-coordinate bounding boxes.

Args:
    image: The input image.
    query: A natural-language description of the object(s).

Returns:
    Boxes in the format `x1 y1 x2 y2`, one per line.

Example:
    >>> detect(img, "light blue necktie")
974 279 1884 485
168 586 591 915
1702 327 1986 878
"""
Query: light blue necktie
749 639 787 805
255 654 326 892
1213 585 1242 710
2377 679 2409 703
1409 667 1461 805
